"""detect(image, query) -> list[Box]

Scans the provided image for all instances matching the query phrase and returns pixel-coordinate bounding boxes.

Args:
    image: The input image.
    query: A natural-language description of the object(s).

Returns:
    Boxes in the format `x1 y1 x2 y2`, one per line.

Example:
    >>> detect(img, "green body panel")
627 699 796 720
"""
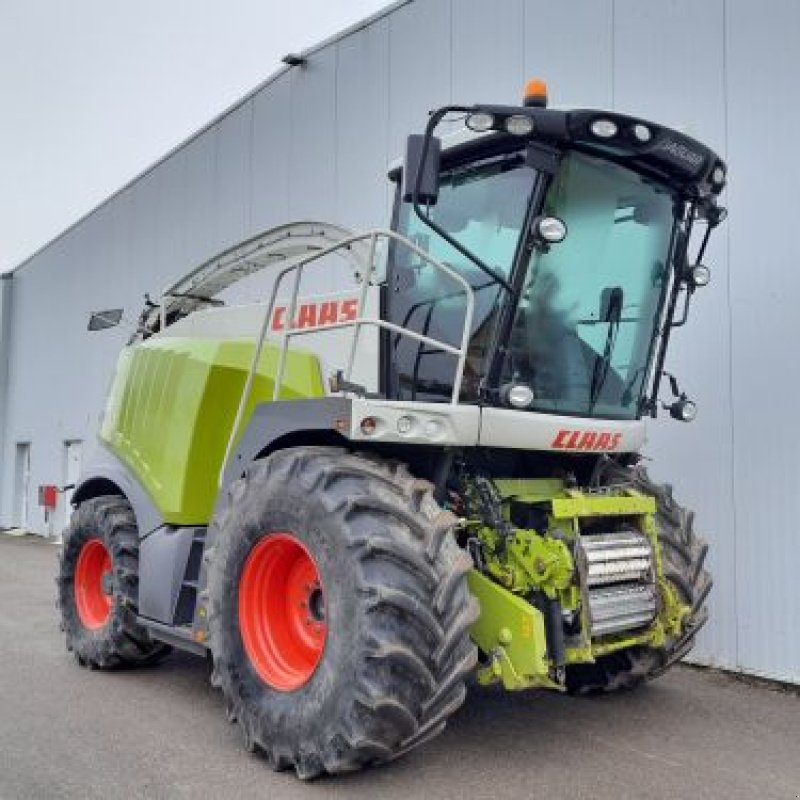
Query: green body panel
493 478 566 504
99 337 325 524
551 489 656 519
467 570 555 691
466 479 690 689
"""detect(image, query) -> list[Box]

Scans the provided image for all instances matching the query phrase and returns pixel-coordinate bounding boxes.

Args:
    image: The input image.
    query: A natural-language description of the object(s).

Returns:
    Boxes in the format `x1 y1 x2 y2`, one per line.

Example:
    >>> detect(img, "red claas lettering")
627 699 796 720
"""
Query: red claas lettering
551 428 624 451
340 299 358 322
318 301 338 325
271 298 359 331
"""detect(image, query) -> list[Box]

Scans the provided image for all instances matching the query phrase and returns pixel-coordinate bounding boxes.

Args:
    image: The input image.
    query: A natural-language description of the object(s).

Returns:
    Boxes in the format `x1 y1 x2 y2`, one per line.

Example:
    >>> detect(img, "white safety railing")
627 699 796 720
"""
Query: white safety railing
216 228 476 484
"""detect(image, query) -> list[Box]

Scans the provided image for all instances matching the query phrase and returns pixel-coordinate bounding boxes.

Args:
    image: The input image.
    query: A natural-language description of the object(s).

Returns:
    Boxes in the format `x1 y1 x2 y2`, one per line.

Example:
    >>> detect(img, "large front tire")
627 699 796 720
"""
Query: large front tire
206 448 478 779
57 495 170 669
566 461 712 694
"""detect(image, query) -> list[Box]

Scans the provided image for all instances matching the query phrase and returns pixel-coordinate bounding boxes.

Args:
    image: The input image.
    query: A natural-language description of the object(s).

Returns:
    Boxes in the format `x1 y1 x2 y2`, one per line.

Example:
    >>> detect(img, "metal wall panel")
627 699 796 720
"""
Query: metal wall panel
288 48 338 224
1 0 798 681
213 102 254 251
250 75 292 233
726 0 800 682
523 0 613 109
387 0 452 158
0 276 13 509
0 219 128 534
613 0 738 670
335 18 391 231
452 0 525 105
179 127 226 272
151 145 190 287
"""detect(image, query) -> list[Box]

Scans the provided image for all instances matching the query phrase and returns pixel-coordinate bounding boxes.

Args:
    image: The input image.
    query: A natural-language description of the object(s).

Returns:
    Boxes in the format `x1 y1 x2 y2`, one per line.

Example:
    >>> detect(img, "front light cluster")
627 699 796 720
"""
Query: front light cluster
590 117 653 144
669 398 697 422
465 112 494 132
500 382 535 409
710 164 726 188
504 114 535 136
535 216 568 243
466 112 535 137
590 118 618 139
358 413 444 440
688 264 711 288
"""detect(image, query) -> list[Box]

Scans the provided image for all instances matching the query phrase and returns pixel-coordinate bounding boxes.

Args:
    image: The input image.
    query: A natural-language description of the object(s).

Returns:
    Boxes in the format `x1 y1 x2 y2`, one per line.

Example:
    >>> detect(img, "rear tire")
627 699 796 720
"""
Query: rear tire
206 447 478 779
566 460 712 694
57 496 171 669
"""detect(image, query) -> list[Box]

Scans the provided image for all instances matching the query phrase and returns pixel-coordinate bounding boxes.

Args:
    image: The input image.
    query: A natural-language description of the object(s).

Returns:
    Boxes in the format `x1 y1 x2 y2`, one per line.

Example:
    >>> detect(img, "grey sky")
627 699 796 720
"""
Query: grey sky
0 0 391 272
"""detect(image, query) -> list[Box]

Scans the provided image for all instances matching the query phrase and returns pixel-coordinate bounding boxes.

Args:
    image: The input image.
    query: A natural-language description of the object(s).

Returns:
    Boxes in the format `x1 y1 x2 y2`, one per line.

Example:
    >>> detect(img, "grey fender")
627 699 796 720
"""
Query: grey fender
219 397 352 489
72 442 165 537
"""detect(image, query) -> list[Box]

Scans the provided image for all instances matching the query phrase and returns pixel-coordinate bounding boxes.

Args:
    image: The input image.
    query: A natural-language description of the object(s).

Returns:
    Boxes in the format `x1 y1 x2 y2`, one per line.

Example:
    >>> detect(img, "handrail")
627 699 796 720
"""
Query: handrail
218 228 475 485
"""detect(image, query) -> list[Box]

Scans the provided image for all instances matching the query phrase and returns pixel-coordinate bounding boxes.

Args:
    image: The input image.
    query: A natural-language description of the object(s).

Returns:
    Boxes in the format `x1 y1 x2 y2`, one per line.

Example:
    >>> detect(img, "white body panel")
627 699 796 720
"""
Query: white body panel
157 288 381 394
347 398 646 453
479 408 646 453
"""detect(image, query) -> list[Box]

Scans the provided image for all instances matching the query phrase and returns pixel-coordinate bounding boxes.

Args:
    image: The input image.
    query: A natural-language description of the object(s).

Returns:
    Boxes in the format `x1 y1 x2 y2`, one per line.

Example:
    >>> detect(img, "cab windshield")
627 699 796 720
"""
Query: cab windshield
505 151 676 419
389 148 677 418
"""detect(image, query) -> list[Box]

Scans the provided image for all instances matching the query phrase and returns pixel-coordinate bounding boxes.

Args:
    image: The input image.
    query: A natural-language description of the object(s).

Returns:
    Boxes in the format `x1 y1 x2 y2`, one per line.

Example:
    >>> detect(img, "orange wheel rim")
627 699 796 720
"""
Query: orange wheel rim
238 533 327 691
74 539 112 629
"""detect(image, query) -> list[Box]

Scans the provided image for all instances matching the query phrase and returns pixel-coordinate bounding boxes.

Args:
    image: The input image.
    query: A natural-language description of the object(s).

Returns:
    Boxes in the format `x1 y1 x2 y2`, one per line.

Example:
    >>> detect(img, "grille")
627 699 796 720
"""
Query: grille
578 528 657 637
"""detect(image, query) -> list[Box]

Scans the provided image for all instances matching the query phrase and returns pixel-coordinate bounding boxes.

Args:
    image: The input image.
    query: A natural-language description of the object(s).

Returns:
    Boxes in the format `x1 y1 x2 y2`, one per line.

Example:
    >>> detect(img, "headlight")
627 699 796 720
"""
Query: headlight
590 119 618 138
669 399 697 422
466 112 495 132
632 123 652 142
535 216 568 243
504 114 535 136
688 264 711 288
396 415 414 435
507 384 535 408
711 165 726 186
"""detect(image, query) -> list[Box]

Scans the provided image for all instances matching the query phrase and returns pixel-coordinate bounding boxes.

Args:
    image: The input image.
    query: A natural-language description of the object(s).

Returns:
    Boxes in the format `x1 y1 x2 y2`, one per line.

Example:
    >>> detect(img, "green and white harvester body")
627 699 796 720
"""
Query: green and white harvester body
58 82 725 778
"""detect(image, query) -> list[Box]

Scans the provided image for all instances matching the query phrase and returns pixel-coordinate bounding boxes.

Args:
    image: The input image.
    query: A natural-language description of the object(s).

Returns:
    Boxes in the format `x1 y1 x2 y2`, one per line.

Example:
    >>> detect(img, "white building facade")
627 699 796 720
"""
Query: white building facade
1 0 798 683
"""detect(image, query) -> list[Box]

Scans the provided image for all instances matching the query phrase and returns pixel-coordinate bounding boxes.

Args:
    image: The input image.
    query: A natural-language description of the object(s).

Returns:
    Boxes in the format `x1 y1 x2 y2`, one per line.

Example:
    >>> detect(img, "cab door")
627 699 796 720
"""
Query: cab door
383 154 535 403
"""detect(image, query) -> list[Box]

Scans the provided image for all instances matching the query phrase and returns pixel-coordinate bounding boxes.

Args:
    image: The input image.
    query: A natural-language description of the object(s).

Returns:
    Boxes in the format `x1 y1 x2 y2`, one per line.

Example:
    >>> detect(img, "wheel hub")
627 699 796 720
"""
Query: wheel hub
74 538 113 630
238 533 327 691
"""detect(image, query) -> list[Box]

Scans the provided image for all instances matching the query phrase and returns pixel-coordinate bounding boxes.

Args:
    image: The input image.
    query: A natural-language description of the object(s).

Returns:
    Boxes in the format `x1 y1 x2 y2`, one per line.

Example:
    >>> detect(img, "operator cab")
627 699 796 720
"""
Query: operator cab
384 80 725 422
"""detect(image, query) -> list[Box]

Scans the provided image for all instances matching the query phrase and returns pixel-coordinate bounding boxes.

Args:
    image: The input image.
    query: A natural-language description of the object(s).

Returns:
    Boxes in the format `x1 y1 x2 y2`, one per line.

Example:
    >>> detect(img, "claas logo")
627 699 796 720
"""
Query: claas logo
271 298 359 331
551 429 623 451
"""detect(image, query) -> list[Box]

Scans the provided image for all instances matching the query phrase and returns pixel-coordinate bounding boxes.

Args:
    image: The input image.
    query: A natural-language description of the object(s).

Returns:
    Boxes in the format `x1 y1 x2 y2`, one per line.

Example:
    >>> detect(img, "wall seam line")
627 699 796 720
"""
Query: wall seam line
721 0 740 672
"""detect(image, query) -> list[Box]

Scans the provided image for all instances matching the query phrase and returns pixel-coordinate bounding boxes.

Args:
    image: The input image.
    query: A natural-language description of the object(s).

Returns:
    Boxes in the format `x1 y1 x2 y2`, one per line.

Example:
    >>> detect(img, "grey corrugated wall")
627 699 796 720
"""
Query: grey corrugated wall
1 0 798 683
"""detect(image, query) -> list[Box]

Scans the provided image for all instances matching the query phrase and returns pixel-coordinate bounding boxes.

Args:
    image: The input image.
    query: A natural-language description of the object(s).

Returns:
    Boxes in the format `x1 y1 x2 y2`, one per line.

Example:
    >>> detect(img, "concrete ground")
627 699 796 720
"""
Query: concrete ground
1 534 798 800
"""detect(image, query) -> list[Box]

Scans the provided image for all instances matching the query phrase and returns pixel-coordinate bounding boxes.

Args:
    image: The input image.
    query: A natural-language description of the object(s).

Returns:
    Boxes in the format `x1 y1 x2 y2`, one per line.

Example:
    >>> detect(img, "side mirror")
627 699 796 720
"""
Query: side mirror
402 134 441 206
88 309 123 331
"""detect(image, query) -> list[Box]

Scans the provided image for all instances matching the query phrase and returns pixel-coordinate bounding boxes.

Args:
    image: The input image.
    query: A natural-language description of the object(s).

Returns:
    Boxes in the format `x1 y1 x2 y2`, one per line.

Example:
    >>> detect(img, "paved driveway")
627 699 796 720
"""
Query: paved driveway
1 534 798 800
